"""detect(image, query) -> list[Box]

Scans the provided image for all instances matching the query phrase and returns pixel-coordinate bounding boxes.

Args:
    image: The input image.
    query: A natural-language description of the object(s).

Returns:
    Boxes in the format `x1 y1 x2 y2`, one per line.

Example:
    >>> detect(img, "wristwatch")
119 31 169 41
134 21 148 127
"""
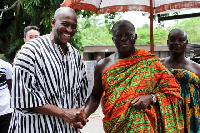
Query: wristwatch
151 94 157 104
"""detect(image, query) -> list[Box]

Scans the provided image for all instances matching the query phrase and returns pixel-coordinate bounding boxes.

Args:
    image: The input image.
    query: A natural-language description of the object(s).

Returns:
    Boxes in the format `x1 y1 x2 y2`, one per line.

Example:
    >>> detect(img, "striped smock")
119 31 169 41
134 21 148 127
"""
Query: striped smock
9 34 88 133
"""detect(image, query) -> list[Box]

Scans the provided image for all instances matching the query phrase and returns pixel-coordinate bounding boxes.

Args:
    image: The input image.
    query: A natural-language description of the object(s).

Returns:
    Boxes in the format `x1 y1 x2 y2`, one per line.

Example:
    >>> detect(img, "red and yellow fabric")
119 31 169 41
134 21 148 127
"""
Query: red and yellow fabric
101 48 184 133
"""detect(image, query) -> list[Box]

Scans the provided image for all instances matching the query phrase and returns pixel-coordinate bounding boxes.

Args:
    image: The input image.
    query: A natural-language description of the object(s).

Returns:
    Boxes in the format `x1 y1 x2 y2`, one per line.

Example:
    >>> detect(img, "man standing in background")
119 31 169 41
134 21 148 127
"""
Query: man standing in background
161 28 200 133
15 26 40 56
23 25 40 42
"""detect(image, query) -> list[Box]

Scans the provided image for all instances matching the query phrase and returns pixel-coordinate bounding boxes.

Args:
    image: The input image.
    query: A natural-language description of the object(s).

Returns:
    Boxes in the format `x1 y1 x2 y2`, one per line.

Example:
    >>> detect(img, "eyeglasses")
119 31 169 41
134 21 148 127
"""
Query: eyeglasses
114 34 134 40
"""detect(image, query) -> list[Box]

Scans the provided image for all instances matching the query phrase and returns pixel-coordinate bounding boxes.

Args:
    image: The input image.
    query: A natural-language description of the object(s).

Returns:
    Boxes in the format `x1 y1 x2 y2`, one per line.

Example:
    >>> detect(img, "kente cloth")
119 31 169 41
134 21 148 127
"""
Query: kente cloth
101 48 184 133
168 68 200 133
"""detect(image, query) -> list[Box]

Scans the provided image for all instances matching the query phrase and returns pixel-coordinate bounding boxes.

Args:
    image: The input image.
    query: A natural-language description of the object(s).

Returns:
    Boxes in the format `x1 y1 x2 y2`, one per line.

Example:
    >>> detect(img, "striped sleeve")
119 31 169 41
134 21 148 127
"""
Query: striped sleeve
11 43 48 109
76 55 88 106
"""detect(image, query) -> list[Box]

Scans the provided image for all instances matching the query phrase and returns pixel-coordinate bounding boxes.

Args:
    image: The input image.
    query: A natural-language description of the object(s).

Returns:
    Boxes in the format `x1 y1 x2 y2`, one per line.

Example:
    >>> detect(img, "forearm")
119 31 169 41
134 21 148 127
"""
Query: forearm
84 95 101 118
32 104 80 124
32 104 65 119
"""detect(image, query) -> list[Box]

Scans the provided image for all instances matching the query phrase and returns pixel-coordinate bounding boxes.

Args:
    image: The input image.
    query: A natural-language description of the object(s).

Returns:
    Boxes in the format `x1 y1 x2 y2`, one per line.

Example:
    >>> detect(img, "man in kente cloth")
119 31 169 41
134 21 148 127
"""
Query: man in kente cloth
75 20 184 132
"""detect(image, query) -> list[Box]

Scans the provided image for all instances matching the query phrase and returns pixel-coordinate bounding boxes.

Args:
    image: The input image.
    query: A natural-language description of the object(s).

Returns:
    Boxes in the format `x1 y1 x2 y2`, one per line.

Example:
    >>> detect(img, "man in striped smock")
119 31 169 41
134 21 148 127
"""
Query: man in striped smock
9 7 88 133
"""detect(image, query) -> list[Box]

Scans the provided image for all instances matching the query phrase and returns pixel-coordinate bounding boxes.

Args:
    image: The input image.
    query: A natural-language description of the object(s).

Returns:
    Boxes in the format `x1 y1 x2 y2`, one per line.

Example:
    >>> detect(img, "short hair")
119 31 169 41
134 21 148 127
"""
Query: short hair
24 26 40 38
111 20 135 35
168 28 187 39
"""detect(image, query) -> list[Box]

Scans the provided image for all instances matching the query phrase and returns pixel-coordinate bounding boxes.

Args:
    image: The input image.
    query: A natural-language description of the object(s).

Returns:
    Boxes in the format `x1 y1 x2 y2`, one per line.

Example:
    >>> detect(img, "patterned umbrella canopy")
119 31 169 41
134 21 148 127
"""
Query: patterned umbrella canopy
61 0 200 53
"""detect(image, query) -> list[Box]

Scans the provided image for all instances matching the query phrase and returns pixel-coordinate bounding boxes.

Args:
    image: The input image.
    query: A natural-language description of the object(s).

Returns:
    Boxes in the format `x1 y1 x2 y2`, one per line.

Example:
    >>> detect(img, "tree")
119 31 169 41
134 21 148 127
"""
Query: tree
0 0 64 62
172 17 200 43
136 24 150 45
79 14 121 46
0 0 118 62
2 1 199 62
153 26 169 45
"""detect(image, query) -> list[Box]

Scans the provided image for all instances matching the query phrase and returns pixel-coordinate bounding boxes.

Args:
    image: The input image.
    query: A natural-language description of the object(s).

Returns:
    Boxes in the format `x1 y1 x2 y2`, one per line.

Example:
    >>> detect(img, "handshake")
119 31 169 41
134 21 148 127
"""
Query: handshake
59 94 156 131
61 106 89 131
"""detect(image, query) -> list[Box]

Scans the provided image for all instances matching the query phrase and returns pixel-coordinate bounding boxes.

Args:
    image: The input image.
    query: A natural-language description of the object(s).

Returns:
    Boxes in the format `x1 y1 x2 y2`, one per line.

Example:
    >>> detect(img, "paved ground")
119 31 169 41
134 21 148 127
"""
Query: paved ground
81 106 104 133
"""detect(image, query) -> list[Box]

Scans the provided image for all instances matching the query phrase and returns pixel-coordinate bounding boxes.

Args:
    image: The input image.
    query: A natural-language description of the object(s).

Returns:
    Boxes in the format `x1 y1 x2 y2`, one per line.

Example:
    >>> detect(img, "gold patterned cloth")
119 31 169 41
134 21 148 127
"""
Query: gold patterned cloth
168 68 200 133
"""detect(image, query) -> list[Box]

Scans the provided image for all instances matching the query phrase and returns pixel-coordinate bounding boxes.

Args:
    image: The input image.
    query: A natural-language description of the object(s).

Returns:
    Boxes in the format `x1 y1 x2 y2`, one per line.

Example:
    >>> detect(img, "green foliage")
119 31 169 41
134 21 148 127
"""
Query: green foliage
0 0 119 62
156 11 180 27
104 13 122 33
78 17 200 46
81 24 113 46
4 37 24 62
70 30 83 51
153 27 169 45
79 14 121 46
21 0 62 33
136 25 150 45
78 13 121 46
0 0 64 62
1 0 200 63
171 17 200 43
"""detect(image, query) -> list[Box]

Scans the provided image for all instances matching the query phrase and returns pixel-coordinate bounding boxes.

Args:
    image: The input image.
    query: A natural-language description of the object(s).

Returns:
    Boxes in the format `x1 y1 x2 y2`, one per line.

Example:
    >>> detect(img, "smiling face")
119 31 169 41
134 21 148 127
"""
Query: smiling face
112 20 137 57
51 7 77 45
167 28 188 55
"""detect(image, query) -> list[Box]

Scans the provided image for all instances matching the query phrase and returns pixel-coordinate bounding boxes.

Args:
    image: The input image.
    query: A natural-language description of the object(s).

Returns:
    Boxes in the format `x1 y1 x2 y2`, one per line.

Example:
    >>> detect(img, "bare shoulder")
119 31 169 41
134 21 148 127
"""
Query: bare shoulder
189 59 200 77
191 60 200 69
188 59 200 68
95 54 114 75
160 57 167 63
160 56 170 66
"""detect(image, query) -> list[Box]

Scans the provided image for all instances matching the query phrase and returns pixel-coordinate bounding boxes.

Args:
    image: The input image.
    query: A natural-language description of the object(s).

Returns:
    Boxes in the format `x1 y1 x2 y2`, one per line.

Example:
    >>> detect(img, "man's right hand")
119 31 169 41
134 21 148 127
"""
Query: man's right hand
32 104 88 130
69 106 89 130
61 107 87 124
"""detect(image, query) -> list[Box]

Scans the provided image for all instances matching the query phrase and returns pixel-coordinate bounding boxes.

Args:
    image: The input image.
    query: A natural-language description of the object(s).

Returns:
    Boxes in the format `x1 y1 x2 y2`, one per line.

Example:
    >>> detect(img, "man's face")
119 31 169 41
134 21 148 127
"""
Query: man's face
51 12 77 45
167 30 188 55
112 24 137 54
24 29 40 42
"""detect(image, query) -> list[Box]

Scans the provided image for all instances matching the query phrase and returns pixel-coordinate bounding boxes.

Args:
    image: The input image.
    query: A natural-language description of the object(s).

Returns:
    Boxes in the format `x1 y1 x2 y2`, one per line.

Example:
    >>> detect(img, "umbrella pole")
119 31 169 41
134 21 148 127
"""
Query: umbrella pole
150 0 154 54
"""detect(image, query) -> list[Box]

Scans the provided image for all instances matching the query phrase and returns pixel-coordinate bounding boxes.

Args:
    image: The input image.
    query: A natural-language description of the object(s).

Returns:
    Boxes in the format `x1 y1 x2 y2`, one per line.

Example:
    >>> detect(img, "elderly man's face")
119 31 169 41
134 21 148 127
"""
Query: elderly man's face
112 24 137 55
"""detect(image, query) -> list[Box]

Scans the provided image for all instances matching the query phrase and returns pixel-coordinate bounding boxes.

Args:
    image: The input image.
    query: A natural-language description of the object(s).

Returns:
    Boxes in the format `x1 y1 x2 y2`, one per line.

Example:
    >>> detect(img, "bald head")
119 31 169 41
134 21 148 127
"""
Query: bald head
112 20 135 35
54 7 77 20
167 28 188 55
51 7 78 45
168 28 187 39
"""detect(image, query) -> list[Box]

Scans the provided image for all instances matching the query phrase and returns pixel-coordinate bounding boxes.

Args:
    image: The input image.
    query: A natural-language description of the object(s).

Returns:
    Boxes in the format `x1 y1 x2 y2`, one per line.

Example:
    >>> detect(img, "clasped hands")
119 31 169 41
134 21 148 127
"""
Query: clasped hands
62 95 155 130
61 106 88 131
